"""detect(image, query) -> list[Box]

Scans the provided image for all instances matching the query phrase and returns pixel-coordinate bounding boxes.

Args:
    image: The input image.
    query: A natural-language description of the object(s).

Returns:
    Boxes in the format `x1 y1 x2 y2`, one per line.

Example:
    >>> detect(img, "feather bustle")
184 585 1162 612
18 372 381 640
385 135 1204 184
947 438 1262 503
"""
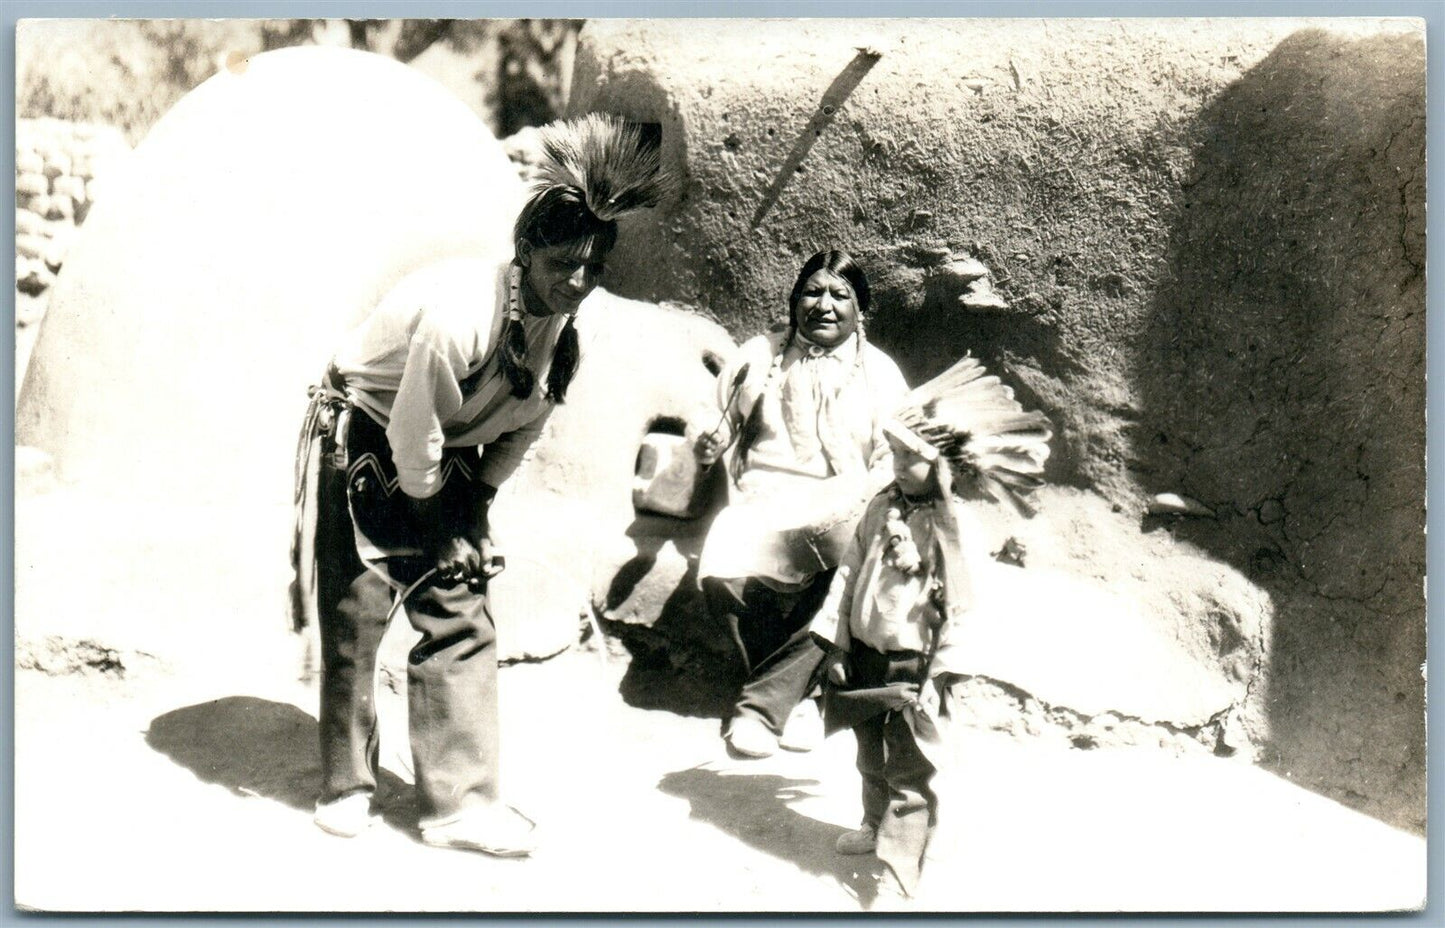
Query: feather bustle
891 353 1054 512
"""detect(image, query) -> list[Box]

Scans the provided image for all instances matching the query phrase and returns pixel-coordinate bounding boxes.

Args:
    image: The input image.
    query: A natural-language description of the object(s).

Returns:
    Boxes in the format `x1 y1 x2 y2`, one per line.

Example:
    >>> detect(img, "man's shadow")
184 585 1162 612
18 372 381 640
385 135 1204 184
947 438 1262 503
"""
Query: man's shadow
145 696 418 831
658 766 883 907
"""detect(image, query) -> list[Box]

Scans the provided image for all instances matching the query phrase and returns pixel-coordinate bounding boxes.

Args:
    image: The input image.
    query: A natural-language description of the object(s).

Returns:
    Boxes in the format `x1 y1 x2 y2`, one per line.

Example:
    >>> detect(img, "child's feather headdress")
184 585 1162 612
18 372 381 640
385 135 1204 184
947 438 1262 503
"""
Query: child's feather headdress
884 355 1053 515
533 113 677 222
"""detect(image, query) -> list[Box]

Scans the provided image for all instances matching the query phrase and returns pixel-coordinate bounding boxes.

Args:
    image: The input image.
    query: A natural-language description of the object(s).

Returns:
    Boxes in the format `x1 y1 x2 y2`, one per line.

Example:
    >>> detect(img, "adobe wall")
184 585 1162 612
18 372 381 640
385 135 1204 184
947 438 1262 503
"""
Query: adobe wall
568 18 1426 830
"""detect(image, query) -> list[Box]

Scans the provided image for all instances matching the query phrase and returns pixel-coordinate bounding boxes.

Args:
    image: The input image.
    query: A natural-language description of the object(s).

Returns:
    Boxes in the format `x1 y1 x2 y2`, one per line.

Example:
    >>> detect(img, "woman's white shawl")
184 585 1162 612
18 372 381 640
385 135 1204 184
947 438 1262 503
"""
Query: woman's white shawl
698 329 909 587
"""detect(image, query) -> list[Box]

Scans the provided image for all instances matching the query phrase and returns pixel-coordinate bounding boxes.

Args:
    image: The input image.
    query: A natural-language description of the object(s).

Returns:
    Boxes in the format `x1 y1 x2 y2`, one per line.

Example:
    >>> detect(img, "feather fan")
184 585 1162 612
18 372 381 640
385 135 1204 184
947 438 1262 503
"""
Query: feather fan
892 354 1053 515
534 113 677 221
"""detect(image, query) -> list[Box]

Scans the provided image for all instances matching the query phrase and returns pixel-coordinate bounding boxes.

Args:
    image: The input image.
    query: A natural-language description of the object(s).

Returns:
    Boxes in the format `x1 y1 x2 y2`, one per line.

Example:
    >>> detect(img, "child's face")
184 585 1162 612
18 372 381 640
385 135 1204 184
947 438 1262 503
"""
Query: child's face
888 436 935 496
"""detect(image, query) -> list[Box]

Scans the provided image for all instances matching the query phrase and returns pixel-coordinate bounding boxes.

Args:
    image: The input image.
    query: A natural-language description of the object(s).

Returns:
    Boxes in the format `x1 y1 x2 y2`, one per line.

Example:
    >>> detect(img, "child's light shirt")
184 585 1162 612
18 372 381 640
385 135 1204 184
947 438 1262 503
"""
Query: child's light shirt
848 503 941 654
811 488 989 678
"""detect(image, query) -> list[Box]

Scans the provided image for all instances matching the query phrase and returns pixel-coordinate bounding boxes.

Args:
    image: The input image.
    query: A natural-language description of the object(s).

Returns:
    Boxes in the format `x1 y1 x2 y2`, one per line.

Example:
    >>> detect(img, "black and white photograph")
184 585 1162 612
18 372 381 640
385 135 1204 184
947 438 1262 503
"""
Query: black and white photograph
10 9 1431 914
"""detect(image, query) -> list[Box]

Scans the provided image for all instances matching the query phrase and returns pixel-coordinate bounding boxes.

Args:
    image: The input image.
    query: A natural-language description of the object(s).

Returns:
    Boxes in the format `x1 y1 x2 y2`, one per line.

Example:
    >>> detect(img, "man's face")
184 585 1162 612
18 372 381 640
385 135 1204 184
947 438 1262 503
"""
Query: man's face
519 235 612 316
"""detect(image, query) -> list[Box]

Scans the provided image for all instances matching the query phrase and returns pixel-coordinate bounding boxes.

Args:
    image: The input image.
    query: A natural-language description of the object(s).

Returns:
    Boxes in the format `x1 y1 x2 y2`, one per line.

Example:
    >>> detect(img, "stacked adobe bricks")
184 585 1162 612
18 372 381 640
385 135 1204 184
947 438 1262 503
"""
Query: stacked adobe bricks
15 118 130 311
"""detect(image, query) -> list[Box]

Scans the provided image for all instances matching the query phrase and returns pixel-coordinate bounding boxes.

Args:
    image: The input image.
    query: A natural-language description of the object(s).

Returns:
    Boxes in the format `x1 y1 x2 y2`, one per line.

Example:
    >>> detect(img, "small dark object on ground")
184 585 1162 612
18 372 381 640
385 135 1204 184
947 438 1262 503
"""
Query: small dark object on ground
993 537 1027 567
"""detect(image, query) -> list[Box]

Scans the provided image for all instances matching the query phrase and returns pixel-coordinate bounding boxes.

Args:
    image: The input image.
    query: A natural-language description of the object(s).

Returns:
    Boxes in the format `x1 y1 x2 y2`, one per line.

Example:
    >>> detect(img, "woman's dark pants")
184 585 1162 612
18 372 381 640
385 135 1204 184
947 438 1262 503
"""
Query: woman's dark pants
702 571 834 734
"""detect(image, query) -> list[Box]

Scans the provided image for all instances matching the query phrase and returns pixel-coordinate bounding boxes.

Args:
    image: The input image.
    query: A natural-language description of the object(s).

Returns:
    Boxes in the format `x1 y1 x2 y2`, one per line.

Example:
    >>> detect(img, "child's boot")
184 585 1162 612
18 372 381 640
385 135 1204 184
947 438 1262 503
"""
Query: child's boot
835 823 878 855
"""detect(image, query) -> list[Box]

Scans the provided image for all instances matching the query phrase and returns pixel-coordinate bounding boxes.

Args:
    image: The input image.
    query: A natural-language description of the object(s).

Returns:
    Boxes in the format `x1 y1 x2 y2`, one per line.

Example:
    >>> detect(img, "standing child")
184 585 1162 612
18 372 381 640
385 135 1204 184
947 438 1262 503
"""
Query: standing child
809 355 1052 903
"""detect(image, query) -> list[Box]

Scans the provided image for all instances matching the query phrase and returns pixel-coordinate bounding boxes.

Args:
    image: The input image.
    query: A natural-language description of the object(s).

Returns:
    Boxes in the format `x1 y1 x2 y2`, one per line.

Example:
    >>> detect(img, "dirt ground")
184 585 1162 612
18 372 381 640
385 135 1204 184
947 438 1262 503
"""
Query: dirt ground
9 485 1430 914
13 631 1426 914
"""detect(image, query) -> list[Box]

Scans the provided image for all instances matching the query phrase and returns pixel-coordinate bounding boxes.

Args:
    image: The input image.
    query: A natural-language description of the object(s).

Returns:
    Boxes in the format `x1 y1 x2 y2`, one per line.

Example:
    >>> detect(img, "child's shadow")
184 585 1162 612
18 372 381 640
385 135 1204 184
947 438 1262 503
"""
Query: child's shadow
145 696 417 831
658 766 883 906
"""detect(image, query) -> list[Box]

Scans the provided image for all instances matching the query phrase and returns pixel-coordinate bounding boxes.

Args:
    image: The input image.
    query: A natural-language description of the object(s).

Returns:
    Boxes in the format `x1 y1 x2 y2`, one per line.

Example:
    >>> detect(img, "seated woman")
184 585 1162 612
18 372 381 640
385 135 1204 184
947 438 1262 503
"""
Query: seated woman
693 250 909 758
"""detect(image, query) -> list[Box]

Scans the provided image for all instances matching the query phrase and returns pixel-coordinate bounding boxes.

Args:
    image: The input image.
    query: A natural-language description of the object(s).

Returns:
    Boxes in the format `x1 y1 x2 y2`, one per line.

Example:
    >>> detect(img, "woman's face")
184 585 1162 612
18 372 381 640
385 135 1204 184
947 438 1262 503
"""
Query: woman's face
793 269 860 348
519 235 611 316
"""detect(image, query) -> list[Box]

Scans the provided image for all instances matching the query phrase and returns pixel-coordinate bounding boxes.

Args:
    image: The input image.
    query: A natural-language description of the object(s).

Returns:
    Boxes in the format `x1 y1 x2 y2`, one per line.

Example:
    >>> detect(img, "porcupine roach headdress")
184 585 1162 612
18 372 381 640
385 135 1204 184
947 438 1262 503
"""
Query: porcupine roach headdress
502 114 676 403
885 354 1053 517
531 113 676 222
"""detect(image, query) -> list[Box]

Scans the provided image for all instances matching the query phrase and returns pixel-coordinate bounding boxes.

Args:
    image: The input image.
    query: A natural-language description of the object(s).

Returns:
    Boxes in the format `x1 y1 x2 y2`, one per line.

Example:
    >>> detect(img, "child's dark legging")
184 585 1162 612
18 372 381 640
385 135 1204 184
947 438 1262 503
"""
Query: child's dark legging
849 642 938 897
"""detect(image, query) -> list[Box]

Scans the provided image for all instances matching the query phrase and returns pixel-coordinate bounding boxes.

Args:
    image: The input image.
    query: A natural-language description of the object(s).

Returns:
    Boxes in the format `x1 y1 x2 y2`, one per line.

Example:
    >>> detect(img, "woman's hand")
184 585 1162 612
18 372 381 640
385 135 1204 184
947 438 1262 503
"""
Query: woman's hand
693 428 727 466
889 537 923 574
883 509 923 574
826 653 849 686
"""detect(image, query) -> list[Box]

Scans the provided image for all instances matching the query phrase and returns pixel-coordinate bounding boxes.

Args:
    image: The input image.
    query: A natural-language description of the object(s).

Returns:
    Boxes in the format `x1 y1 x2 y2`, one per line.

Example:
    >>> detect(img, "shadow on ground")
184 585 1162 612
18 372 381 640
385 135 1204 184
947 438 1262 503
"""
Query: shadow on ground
614 638 741 722
605 544 743 721
658 766 882 906
145 696 416 830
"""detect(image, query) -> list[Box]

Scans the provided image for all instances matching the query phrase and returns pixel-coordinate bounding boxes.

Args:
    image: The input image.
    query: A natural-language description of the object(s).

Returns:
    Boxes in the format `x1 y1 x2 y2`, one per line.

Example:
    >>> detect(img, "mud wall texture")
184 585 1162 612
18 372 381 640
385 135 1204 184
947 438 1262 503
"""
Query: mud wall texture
1136 29 1426 831
569 19 1424 831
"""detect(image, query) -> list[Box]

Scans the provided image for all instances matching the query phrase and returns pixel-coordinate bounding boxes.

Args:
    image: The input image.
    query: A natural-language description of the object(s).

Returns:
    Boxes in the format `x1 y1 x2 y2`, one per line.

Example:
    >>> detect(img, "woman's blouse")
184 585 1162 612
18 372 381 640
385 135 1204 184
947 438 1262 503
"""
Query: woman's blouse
698 328 909 586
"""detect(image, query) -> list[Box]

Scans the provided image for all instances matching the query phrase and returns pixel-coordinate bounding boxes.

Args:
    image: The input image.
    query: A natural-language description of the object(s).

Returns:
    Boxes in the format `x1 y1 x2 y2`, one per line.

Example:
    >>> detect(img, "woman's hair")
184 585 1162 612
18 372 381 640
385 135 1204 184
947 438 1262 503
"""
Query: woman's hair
732 250 873 481
500 188 619 403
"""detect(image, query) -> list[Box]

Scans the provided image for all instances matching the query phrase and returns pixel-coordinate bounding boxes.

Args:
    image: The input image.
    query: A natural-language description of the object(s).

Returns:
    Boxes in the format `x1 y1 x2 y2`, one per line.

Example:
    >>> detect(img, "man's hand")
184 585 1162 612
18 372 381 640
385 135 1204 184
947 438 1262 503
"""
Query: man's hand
471 537 506 589
433 535 483 586
408 490 498 589
430 535 506 590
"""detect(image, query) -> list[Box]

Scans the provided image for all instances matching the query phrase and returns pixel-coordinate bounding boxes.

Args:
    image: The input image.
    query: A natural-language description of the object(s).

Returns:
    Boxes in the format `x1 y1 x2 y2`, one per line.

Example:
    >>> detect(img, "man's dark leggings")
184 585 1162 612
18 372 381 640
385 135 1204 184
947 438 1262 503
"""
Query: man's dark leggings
314 438 499 827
